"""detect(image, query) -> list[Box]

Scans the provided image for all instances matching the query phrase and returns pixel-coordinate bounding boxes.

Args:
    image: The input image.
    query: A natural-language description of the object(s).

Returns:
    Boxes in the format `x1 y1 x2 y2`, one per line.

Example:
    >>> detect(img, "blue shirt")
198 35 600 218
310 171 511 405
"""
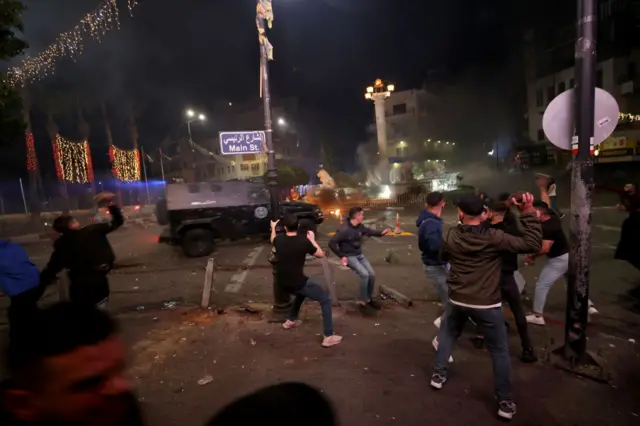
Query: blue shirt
0 240 40 297
418 211 446 266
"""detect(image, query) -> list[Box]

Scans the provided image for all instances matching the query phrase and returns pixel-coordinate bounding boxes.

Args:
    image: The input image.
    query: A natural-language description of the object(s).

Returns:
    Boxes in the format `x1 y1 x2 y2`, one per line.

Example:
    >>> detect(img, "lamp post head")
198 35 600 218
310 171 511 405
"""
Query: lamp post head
365 93 372 100
278 117 286 126
198 113 206 121
366 86 374 93
186 109 195 118
387 84 395 92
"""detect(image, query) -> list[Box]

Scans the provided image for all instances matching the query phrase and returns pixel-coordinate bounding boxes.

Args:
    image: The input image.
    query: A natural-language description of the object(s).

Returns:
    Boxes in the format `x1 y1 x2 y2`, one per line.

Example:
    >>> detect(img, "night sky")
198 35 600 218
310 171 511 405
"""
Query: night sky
2 0 521 181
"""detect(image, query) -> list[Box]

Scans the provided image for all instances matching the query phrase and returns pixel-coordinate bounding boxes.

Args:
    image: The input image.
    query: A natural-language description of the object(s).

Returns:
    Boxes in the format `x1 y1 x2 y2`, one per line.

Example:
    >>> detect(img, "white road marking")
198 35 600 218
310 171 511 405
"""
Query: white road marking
594 224 620 232
224 246 265 293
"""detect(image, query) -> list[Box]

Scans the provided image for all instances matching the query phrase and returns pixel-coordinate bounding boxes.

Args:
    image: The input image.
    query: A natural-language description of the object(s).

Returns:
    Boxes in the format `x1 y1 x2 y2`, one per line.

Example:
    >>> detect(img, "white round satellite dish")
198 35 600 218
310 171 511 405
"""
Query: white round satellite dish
542 87 619 150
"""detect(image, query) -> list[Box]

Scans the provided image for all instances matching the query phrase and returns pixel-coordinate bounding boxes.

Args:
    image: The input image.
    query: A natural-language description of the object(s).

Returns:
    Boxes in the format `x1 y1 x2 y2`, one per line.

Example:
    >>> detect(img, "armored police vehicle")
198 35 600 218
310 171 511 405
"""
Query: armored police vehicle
156 180 323 257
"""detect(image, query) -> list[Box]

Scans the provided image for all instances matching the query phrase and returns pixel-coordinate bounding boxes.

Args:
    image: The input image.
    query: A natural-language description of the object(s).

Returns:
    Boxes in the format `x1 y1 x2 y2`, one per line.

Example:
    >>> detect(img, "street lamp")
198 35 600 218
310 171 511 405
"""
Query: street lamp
365 78 395 184
185 109 206 180
277 117 286 127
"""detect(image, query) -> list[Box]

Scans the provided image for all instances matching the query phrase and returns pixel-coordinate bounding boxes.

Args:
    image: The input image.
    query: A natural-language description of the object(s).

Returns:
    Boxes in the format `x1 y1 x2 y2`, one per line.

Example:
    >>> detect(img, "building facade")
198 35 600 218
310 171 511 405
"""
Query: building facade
367 88 456 183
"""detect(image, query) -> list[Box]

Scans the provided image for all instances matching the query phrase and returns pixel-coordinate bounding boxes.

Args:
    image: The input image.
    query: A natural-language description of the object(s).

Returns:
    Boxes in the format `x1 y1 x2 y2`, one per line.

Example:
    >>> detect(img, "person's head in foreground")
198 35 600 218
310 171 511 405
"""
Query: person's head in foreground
1 302 140 426
207 382 336 426
425 192 445 216
281 214 299 234
456 195 488 225
348 207 364 226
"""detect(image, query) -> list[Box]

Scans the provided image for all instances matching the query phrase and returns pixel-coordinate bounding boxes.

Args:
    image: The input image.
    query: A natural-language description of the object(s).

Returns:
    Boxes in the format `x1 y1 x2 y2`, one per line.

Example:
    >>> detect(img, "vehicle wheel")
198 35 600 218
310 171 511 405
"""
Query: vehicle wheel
181 228 215 258
299 218 317 235
156 198 169 226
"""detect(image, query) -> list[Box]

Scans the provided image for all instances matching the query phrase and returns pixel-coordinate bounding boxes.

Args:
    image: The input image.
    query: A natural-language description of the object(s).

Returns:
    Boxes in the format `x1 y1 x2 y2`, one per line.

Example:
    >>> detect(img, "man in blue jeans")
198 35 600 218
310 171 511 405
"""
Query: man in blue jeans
272 214 343 347
329 207 391 313
431 193 542 421
417 192 453 362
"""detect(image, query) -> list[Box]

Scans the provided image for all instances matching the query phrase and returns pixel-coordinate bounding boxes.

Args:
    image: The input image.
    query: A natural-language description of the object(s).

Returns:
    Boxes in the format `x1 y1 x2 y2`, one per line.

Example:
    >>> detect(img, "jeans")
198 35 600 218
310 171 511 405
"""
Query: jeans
533 254 568 314
533 253 594 314
423 264 449 308
289 277 334 336
475 273 533 350
347 255 376 301
435 303 513 402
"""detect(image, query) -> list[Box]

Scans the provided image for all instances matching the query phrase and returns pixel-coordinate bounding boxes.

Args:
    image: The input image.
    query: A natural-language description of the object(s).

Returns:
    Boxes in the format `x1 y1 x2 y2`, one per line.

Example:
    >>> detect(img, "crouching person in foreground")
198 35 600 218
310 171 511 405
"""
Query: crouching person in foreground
271 214 343 348
430 193 542 421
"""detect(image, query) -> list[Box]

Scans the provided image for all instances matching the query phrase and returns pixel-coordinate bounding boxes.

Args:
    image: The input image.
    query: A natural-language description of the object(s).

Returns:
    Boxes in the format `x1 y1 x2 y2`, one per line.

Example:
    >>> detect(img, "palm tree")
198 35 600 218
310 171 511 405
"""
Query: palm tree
39 89 71 213
21 88 42 220
76 97 97 199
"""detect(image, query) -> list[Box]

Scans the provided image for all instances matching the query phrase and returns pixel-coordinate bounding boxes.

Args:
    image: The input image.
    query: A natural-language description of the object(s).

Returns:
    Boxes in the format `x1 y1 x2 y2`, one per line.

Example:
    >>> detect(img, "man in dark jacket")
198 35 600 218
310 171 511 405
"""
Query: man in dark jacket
0 240 43 342
0 302 145 426
429 193 542 421
40 192 123 309
475 200 537 363
329 207 391 311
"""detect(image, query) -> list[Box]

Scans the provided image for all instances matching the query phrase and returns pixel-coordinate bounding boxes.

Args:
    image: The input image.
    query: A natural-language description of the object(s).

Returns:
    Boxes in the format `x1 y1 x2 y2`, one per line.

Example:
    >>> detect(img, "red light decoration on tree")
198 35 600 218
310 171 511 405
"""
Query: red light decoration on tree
26 130 37 172
109 145 141 182
84 141 94 183
52 135 92 183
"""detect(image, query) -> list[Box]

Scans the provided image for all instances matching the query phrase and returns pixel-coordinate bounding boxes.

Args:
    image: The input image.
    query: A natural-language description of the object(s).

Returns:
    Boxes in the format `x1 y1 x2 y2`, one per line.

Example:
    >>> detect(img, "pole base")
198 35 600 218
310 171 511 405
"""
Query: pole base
268 303 291 323
550 347 609 383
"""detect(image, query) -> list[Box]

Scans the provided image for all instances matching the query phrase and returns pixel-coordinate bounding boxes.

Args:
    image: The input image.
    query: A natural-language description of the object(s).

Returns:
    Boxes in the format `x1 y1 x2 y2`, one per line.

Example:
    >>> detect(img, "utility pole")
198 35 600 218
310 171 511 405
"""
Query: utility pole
257 0 289 321
554 0 600 373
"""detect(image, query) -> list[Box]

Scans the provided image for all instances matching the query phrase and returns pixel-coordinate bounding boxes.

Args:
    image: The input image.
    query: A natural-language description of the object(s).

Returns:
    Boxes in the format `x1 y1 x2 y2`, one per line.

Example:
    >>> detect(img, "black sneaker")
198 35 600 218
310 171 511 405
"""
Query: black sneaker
359 304 377 316
368 299 382 310
521 347 538 363
430 372 447 389
497 400 517 420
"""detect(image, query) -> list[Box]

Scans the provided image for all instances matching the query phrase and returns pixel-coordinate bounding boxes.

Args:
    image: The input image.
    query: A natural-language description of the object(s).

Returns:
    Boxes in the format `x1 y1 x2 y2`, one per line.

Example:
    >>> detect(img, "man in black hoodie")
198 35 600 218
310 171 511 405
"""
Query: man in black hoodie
40 192 124 309
430 193 542 421
475 200 537 363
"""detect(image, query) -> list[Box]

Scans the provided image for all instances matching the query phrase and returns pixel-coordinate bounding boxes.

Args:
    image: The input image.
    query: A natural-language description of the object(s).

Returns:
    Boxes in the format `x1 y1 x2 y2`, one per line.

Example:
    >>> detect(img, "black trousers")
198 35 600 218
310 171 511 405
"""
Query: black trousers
7 285 46 342
68 272 110 307
477 272 532 350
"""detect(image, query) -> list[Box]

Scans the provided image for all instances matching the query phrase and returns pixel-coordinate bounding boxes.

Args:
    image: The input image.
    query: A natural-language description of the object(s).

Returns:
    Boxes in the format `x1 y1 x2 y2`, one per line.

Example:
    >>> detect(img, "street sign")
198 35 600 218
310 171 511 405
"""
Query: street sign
219 131 266 155
542 88 619 150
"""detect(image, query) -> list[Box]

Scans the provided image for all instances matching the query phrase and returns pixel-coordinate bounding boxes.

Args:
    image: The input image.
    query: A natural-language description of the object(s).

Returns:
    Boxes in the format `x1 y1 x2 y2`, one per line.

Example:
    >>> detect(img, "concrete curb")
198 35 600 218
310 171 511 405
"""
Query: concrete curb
380 285 412 308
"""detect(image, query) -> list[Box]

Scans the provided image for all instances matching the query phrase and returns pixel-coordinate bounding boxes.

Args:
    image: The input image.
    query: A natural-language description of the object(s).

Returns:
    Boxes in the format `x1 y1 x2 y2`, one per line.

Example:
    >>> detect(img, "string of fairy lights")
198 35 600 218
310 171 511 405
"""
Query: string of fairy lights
6 0 139 87
109 145 141 182
53 135 94 183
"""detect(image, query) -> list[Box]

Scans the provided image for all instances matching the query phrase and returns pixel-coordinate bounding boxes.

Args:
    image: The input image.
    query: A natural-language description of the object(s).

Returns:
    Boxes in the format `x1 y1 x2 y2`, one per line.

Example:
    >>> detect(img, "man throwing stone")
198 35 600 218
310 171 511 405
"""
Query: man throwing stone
329 207 391 313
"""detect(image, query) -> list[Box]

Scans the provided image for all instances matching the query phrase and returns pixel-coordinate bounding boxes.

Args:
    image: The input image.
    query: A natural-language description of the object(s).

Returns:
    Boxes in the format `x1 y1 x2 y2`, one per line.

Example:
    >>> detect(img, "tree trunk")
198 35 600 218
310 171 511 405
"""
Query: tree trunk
128 106 141 204
77 99 97 201
22 90 41 221
47 110 70 214
101 101 122 205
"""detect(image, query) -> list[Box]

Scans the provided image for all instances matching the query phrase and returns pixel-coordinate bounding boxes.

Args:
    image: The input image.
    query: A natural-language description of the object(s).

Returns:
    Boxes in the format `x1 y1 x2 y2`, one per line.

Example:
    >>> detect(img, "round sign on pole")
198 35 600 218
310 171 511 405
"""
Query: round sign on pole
542 88 619 150
254 206 268 219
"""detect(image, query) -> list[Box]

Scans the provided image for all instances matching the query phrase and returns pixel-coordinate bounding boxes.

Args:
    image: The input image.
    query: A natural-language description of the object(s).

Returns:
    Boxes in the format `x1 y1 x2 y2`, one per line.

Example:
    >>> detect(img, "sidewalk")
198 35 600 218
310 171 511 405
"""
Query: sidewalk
120 301 639 426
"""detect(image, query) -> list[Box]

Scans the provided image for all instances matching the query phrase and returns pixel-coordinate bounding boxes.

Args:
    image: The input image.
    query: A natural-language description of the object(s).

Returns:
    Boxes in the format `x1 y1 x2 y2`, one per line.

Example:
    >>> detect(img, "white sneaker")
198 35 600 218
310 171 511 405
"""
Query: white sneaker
322 335 343 347
432 336 453 363
526 314 546 326
433 317 441 329
283 320 302 330
588 306 599 315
